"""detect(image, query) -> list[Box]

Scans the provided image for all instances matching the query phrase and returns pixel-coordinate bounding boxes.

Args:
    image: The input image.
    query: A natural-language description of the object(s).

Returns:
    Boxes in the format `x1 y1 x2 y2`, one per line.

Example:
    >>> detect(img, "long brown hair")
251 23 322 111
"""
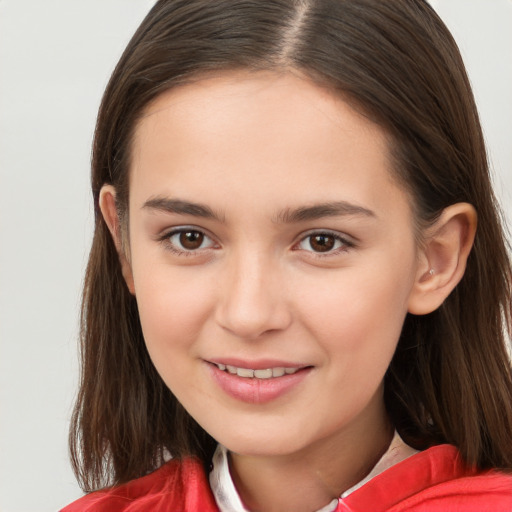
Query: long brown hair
70 0 512 491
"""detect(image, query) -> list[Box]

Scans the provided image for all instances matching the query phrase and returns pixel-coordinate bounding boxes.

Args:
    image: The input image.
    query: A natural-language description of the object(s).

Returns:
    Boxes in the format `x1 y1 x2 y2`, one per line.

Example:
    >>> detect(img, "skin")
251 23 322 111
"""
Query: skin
101 71 476 512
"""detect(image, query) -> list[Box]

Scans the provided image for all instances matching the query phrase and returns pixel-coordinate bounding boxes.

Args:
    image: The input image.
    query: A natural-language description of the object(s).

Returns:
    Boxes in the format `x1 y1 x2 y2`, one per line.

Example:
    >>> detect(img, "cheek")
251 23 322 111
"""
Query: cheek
299 268 412 366
132 264 215 366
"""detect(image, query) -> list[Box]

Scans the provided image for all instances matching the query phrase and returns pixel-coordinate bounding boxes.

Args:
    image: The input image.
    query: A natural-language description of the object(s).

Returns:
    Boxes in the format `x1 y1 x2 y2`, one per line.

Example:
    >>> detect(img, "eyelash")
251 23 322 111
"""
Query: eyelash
158 227 217 256
293 230 355 257
158 227 355 257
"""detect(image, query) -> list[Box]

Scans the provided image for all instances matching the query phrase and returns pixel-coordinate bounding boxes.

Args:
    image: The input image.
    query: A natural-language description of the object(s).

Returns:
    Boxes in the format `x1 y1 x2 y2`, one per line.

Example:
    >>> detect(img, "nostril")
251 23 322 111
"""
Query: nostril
214 262 292 338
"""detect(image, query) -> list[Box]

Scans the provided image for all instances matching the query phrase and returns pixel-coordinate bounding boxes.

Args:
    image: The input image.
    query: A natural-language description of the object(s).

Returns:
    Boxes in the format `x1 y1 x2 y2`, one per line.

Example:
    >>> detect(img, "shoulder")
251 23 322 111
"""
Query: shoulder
60 457 219 512
340 444 512 512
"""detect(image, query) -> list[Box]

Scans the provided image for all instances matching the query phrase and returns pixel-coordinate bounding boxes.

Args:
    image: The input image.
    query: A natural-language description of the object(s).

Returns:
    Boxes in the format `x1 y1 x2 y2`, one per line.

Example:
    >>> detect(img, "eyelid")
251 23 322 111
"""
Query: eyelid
158 225 219 255
293 229 356 255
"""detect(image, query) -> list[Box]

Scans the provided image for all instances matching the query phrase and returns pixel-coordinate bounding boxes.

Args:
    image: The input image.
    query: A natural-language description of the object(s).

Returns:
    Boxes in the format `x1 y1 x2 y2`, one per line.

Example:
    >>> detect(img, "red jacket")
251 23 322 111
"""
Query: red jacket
61 444 512 512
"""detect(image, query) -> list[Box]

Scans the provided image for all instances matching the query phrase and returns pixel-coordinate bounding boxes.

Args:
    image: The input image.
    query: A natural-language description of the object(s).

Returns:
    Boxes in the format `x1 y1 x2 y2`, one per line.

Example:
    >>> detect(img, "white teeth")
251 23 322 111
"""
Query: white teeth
254 368 273 379
272 367 286 377
215 363 300 379
236 367 254 378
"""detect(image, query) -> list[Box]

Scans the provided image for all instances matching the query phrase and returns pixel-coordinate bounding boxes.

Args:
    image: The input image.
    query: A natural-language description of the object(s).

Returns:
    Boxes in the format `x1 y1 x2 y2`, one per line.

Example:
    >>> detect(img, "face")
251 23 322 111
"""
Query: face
122 71 422 458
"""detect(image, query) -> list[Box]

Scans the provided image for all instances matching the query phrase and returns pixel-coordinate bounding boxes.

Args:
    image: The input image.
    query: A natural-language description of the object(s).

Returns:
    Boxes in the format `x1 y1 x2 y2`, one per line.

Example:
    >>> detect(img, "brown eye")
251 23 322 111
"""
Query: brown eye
297 232 349 254
166 228 215 253
179 230 204 250
309 234 335 252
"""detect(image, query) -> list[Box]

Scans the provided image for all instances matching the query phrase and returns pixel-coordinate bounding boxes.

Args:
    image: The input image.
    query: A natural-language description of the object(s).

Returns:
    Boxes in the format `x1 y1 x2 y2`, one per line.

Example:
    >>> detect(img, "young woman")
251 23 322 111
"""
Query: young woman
63 1 512 510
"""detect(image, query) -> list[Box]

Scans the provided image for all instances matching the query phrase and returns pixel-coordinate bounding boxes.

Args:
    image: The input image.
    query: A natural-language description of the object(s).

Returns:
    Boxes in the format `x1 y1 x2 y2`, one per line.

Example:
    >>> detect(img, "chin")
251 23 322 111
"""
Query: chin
210 423 313 457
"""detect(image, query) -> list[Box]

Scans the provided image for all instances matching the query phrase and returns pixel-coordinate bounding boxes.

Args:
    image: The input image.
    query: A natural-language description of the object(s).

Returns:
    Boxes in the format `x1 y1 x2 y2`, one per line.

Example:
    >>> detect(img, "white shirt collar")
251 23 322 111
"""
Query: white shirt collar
209 431 418 512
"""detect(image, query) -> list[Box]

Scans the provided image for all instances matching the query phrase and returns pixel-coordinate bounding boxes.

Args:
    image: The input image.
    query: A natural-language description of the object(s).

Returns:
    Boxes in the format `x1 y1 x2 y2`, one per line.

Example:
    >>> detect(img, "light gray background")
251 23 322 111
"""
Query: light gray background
0 1 510 511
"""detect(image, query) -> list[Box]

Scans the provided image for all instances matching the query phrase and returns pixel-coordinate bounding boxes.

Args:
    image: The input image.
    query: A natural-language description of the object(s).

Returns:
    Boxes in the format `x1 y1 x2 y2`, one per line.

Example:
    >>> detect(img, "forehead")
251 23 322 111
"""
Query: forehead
136 70 385 150
129 71 411 220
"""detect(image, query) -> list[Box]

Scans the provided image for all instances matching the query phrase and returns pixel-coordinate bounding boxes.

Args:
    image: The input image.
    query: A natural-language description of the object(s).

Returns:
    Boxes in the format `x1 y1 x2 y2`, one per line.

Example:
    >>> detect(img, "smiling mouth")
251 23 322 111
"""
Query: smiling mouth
213 363 301 379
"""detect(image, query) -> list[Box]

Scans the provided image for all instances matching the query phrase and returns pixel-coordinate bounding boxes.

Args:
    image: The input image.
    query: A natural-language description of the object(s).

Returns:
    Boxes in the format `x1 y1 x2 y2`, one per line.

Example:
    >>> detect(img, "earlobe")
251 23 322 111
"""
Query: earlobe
99 185 136 295
407 203 477 315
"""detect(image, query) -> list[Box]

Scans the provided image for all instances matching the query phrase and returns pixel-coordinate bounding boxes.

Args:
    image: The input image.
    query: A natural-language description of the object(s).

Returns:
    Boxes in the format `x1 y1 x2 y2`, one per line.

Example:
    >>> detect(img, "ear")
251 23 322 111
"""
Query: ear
407 203 477 315
99 185 135 295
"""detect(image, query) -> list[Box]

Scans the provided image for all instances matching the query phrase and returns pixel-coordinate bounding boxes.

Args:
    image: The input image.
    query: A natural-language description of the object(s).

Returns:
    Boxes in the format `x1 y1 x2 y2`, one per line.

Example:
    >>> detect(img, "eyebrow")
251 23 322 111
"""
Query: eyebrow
274 201 376 223
142 197 375 224
142 197 224 221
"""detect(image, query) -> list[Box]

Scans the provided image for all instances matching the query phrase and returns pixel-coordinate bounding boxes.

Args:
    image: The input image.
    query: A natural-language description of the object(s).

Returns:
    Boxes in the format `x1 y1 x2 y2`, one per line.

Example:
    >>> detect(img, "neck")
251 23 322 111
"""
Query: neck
228 401 393 512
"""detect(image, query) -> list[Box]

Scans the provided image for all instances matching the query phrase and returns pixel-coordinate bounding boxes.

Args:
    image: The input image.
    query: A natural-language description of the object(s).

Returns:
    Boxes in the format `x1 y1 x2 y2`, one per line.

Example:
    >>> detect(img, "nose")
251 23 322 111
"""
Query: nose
215 251 292 339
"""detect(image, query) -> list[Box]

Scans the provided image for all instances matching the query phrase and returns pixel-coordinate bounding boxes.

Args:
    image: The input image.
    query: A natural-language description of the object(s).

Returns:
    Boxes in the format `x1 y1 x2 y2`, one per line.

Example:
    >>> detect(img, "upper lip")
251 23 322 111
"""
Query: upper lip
207 358 308 370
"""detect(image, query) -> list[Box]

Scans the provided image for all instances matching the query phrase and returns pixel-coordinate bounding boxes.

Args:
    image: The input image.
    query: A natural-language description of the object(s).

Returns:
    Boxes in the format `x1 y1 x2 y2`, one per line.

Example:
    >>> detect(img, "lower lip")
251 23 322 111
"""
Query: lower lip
207 364 311 404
